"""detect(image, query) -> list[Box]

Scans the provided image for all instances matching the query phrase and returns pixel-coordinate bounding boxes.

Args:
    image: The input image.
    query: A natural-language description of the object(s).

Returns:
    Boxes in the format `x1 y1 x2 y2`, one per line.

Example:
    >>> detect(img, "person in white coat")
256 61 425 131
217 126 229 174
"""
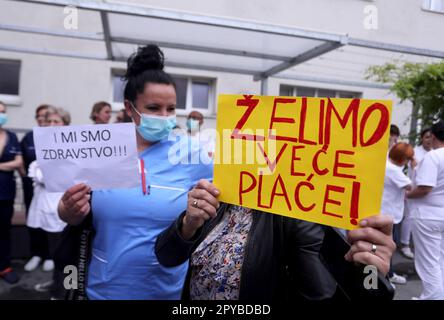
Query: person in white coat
407 121 444 300
401 128 433 259
381 142 413 286
26 107 70 296
26 107 69 273
27 160 66 243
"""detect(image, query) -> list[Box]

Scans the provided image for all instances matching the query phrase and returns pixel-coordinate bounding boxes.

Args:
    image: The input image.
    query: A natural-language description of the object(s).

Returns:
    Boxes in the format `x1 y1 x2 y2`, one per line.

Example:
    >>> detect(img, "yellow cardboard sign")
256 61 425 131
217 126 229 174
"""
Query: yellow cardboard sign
213 95 392 230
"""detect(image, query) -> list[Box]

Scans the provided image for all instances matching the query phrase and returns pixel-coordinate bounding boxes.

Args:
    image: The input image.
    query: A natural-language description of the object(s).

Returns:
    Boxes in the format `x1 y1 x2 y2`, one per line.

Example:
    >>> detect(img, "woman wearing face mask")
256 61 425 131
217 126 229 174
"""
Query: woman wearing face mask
0 101 23 284
186 111 203 136
57 45 213 300
186 111 215 159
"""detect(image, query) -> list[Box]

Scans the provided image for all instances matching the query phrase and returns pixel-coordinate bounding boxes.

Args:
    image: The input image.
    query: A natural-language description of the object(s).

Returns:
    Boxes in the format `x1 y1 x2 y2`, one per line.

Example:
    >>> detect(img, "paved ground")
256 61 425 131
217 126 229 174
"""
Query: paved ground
0 260 52 300
0 249 421 300
392 250 422 300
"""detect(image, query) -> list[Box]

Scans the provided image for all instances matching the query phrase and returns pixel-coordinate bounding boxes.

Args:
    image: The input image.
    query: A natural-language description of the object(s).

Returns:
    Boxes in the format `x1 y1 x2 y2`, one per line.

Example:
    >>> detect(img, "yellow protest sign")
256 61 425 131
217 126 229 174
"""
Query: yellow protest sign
213 95 392 230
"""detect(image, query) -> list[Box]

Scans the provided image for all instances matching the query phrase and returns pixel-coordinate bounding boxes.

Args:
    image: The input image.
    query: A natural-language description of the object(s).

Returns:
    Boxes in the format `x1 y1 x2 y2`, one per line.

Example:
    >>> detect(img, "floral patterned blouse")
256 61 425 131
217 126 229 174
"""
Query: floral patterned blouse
190 205 253 300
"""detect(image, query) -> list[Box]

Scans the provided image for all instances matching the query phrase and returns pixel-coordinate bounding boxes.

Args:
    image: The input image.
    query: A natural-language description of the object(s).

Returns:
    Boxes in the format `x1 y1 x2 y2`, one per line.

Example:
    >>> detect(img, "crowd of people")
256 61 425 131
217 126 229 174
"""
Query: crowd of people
381 123 444 299
0 44 442 301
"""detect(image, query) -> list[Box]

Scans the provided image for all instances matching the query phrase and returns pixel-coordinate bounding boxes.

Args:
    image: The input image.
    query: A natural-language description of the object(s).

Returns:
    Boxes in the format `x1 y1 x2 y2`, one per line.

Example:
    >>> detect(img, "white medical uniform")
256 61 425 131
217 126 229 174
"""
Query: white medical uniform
381 160 411 224
411 147 444 300
402 145 430 245
26 161 66 233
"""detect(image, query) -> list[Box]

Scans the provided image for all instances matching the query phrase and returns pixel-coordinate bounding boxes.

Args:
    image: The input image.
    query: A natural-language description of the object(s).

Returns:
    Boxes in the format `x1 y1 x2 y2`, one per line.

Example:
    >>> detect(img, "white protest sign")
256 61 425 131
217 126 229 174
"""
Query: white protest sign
34 123 140 192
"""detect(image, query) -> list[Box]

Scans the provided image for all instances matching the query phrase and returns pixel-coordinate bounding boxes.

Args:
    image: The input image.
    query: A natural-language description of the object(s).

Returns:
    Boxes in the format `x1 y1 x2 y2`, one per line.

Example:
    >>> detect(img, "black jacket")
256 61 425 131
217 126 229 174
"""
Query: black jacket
155 203 394 301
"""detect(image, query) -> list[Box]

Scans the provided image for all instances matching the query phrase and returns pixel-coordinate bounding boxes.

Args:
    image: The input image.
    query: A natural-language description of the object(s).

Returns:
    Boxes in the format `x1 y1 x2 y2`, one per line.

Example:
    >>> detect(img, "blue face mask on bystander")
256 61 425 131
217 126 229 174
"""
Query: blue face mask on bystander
130 103 176 142
0 114 8 127
186 119 200 132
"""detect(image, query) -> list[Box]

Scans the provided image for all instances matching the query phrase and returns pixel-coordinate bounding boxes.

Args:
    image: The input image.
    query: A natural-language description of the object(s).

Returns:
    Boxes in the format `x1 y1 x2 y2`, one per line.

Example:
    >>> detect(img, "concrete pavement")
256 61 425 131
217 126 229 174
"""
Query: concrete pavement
0 249 422 300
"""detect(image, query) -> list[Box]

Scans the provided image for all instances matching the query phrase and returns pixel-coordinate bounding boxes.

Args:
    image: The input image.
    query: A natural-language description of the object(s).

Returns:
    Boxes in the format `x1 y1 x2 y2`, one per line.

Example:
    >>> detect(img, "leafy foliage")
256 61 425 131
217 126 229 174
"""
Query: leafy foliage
366 61 444 141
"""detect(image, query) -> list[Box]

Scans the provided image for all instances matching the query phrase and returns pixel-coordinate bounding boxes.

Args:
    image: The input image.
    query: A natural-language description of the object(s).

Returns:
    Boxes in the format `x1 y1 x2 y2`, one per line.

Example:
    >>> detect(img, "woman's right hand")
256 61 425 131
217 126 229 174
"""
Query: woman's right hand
181 179 220 240
58 183 92 226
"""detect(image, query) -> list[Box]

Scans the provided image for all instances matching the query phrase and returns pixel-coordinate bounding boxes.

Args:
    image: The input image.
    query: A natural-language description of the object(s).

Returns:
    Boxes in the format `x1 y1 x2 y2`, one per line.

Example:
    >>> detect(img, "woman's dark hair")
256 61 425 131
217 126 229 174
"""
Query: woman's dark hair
35 104 51 117
431 121 444 142
121 108 132 123
420 127 431 139
390 124 400 137
123 45 175 103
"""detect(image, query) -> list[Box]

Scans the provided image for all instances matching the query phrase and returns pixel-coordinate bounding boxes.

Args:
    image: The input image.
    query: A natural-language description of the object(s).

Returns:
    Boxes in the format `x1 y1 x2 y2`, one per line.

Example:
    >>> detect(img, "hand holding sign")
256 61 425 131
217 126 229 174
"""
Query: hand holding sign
214 95 392 230
182 180 220 240
58 183 91 226
345 214 396 275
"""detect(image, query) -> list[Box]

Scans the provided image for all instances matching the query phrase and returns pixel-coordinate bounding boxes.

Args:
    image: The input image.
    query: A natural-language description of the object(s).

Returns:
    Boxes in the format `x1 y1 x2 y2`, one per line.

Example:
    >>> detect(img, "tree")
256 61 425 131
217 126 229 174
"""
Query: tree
366 61 444 144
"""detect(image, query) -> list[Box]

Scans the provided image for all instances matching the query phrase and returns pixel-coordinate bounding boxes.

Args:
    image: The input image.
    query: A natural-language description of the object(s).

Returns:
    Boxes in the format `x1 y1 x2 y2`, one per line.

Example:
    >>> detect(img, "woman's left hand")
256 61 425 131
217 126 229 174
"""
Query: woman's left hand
345 214 396 276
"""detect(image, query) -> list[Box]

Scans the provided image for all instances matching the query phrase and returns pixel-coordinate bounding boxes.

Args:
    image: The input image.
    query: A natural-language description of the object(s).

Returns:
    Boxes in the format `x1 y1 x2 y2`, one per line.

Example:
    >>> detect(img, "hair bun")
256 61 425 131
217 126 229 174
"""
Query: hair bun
125 45 165 79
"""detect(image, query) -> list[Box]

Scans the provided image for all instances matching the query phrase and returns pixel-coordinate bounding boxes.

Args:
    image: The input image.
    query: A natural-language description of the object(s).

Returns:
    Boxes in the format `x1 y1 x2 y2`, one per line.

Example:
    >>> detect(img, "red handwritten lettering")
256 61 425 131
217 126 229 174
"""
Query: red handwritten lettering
269 174 292 211
322 185 345 218
333 150 356 180
239 171 257 206
312 148 329 176
231 95 264 141
257 142 288 173
291 145 306 177
324 98 359 147
360 103 390 147
294 181 315 212
269 98 298 143
298 97 316 145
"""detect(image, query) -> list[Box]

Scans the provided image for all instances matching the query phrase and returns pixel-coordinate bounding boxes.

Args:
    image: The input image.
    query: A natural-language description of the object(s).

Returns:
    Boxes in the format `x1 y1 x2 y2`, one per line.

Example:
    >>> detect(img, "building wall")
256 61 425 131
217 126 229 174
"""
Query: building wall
1 0 442 136
121 0 444 51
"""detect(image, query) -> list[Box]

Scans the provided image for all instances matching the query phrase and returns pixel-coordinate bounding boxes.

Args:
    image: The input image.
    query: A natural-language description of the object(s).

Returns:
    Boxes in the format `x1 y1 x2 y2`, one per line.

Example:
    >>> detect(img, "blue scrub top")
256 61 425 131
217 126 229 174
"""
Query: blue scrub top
87 137 213 300
20 131 36 173
0 130 21 200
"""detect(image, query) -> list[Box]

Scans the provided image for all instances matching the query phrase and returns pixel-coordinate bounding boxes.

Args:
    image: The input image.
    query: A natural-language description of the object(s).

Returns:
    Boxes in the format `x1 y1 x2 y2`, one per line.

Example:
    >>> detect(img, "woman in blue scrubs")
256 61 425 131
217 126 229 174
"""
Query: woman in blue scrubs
58 45 213 299
0 101 23 284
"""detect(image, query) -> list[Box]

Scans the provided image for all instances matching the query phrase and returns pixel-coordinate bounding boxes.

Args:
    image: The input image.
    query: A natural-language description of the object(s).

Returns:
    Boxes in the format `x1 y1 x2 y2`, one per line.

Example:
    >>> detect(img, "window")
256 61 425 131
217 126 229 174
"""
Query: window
171 76 213 114
423 0 444 13
279 85 293 97
173 77 188 109
111 72 214 114
192 81 210 109
279 85 361 99
297 87 316 97
112 74 126 104
0 59 21 105
317 89 336 98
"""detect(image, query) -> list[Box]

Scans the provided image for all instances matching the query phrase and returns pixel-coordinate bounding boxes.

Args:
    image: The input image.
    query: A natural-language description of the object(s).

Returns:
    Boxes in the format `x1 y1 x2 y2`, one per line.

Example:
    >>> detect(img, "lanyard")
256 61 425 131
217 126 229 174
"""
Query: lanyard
139 158 150 195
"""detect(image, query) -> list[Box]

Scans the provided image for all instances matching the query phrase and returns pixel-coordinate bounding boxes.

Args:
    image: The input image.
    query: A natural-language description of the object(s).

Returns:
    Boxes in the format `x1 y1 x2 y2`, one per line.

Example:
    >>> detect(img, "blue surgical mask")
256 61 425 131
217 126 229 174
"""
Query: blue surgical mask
131 103 176 142
186 119 200 132
0 114 7 127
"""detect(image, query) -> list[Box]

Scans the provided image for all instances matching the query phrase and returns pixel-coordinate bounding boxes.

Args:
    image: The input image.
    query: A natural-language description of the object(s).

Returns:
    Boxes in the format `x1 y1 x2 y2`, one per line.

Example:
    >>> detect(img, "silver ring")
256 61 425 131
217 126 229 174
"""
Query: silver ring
371 244 377 254
192 199 199 208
